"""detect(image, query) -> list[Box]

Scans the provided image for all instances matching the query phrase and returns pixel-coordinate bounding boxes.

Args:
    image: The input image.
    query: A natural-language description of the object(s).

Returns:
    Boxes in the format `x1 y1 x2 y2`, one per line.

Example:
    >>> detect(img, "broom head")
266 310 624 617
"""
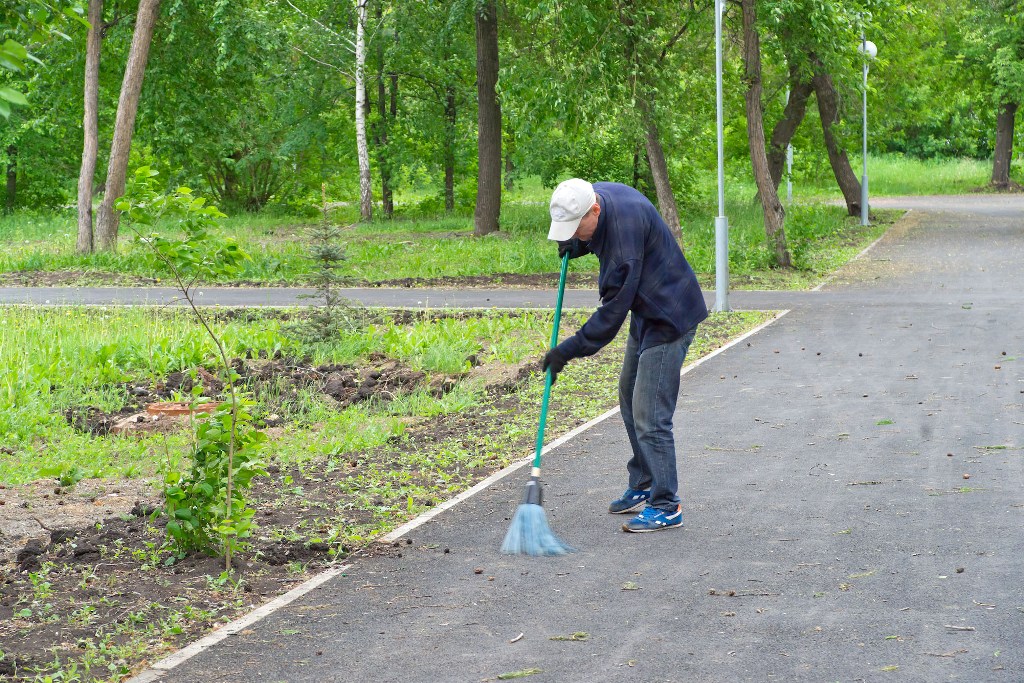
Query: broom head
500 478 574 556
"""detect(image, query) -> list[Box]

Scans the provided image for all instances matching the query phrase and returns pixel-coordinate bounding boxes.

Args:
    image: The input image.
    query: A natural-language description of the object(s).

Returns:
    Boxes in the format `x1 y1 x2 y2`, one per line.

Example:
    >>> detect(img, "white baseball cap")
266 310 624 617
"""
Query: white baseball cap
548 178 596 241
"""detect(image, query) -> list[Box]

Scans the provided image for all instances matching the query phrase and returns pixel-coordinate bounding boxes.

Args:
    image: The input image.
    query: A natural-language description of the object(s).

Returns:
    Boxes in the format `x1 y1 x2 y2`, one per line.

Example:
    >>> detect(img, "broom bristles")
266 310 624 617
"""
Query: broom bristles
500 503 575 556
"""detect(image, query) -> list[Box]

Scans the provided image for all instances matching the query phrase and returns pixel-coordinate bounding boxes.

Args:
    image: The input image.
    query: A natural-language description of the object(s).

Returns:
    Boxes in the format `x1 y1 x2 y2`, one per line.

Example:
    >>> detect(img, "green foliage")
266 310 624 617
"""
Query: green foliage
163 401 267 557
3 0 1018 218
0 1 85 116
115 167 247 285
963 0 1024 105
38 462 85 488
117 168 267 564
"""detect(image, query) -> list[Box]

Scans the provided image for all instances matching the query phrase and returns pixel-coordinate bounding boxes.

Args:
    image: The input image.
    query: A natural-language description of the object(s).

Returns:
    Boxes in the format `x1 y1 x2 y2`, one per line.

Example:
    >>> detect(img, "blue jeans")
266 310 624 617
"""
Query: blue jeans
619 329 696 512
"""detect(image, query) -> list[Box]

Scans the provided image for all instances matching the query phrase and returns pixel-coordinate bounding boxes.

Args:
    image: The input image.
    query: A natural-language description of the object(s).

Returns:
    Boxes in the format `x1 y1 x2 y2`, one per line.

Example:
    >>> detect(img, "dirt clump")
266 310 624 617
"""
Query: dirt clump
62 354 446 438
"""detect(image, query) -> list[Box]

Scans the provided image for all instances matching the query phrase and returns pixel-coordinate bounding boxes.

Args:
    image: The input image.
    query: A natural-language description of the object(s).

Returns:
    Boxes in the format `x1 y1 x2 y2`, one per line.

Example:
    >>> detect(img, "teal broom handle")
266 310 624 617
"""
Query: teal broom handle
532 252 570 469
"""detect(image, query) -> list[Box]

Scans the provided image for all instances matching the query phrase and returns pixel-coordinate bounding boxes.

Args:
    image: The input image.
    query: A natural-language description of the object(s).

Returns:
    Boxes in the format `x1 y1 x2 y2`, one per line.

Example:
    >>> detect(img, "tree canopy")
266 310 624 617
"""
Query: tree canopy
2 0 1021 232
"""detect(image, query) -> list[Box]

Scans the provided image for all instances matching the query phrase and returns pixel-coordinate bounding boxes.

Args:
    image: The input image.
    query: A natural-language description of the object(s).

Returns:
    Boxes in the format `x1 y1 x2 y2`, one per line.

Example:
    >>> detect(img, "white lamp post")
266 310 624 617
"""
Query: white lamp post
858 35 877 227
785 87 794 204
714 0 729 312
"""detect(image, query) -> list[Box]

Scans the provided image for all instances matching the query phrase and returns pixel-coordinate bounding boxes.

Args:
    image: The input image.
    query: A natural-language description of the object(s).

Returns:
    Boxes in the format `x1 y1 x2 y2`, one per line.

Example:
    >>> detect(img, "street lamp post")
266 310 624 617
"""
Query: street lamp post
714 0 729 312
785 87 793 204
858 34 877 227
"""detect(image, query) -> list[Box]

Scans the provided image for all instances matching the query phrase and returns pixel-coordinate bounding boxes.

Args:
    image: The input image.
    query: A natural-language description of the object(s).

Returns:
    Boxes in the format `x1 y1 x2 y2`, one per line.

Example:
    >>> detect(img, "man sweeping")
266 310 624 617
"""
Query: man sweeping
544 178 708 533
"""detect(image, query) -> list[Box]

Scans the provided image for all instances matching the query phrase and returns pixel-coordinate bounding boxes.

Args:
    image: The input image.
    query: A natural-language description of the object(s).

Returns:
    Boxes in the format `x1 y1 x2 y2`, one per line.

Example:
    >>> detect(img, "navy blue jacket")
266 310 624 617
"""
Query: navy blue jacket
556 182 708 360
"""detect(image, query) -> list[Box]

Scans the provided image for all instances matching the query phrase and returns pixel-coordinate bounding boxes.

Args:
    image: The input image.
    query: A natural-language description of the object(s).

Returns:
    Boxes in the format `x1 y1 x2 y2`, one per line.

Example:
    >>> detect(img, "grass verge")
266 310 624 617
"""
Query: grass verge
0 188 897 290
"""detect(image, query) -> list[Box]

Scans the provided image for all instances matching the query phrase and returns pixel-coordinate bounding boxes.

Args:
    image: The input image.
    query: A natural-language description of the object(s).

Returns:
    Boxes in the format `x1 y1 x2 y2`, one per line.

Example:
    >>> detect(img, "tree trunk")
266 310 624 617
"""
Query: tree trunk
473 0 501 236
767 73 812 189
444 87 455 213
741 0 791 268
77 0 103 254
5 146 15 213
812 69 862 216
992 101 1018 187
638 96 681 239
355 0 373 221
94 0 160 252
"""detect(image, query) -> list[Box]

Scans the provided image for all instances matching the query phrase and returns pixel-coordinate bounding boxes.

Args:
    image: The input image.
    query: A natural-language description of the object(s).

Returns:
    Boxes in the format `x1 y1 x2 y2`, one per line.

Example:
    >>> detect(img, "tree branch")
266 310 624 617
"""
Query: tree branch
291 45 352 77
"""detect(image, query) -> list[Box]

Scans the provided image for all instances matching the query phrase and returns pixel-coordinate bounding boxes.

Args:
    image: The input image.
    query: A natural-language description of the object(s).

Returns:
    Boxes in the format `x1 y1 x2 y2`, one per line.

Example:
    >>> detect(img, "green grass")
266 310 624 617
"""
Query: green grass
0 305 775 488
9 152 991 288
854 154 998 196
790 154 1000 198
0 199 889 289
0 306 585 485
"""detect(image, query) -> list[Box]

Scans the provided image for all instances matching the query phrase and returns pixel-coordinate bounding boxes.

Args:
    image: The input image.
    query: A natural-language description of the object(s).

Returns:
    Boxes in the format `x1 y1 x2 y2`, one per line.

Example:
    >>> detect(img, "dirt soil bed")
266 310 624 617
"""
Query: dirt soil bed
0 270 161 287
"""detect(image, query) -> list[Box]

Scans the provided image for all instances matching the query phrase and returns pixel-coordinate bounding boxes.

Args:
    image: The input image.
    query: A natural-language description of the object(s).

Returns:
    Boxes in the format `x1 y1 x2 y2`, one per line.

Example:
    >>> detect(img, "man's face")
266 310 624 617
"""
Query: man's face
574 202 600 241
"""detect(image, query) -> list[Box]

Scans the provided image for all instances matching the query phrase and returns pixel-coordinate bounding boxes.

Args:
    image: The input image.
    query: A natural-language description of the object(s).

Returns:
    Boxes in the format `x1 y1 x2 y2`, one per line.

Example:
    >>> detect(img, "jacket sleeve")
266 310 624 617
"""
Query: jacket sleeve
556 258 640 359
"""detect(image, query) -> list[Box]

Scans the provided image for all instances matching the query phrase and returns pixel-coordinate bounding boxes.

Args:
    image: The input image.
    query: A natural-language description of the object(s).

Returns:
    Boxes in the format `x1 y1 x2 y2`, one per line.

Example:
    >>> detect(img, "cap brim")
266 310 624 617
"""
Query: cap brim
548 219 581 242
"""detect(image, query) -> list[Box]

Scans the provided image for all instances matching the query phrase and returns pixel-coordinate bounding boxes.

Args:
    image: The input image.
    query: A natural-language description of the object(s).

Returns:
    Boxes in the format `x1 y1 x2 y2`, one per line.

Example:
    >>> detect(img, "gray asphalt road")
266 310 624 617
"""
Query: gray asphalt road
870 193 1024 217
114 196 1024 682
0 285 825 311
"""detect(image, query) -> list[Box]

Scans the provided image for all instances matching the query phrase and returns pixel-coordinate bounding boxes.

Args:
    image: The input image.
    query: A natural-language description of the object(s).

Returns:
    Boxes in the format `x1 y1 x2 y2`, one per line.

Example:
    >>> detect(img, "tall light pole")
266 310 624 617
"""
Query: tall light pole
858 34 877 227
785 87 793 204
714 0 729 312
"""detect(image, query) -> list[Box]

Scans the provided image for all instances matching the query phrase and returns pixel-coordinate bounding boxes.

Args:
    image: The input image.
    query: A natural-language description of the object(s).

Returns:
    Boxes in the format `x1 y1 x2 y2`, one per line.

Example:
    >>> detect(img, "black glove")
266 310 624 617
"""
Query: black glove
543 348 568 384
556 238 588 260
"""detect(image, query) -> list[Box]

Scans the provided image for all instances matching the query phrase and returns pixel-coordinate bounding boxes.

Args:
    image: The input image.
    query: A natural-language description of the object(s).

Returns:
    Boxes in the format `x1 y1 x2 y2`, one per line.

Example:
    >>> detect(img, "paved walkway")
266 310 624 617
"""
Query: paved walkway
0 284 824 311
120 195 1020 681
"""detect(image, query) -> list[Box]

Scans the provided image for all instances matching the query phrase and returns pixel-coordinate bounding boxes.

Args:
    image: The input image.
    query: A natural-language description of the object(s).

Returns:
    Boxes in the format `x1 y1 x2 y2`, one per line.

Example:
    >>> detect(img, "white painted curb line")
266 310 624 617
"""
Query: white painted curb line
126 309 788 681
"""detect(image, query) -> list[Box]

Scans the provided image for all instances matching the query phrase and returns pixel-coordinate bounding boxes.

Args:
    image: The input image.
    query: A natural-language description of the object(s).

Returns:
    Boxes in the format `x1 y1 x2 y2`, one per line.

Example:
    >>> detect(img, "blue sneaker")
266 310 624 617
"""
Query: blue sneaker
608 488 651 514
622 505 683 532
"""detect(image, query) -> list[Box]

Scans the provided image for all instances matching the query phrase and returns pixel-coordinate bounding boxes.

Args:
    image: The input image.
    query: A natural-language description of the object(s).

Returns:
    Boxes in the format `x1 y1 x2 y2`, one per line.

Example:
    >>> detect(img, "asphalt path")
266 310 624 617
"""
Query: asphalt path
0 284 823 311
112 194 1023 681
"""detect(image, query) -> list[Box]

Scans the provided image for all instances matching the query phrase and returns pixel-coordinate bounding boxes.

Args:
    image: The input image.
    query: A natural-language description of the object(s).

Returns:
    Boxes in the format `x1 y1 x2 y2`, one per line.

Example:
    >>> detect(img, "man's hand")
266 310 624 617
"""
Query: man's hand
557 239 575 259
543 348 568 384
557 238 588 260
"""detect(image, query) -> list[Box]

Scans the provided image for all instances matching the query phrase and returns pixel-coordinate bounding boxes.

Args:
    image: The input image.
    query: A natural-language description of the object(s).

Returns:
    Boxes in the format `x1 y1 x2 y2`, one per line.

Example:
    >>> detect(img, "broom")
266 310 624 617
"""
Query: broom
500 252 575 556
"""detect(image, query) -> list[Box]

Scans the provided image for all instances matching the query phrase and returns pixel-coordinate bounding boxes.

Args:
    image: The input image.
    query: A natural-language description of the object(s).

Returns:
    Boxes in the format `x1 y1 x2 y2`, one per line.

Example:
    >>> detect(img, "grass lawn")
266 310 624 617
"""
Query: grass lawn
788 154 1001 198
0 173 903 290
2 153 1013 290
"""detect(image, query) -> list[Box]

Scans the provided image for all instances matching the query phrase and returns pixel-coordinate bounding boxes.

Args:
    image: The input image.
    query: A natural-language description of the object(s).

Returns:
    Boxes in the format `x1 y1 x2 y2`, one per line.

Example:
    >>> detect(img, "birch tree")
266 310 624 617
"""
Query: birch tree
355 0 372 221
